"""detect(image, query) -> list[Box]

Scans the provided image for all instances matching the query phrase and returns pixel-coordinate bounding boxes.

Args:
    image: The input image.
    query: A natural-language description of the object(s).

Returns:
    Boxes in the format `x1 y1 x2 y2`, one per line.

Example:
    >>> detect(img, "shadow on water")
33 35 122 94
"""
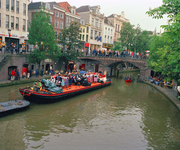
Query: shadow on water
0 73 180 150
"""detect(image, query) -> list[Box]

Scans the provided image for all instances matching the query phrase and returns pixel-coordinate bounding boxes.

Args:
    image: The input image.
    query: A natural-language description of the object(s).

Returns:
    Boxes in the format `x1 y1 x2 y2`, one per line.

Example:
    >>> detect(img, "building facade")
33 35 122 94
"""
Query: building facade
103 17 114 50
77 5 104 52
57 2 80 28
107 12 129 44
28 1 66 40
0 0 30 50
79 19 91 55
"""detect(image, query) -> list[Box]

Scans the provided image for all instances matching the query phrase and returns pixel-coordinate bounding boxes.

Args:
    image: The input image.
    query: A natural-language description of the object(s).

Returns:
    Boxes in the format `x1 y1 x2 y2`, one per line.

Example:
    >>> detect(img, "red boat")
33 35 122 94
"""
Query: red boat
19 79 111 104
125 79 132 82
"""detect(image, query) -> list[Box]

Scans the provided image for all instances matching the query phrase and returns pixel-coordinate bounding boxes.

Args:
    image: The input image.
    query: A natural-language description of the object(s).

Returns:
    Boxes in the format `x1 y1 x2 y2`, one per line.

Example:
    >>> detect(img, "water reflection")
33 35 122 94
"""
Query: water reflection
0 73 180 150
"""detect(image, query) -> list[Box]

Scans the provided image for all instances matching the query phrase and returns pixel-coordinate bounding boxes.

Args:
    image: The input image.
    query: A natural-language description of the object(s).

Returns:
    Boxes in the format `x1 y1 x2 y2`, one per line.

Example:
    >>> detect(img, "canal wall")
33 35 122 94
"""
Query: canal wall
143 81 180 112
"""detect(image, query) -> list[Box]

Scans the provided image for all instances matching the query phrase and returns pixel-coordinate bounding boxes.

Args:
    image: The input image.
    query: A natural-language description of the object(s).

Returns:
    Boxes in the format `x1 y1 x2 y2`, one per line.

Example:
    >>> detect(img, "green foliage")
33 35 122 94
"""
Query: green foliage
134 30 150 53
111 41 123 51
27 6 61 69
119 23 150 53
119 22 135 50
58 21 82 61
146 0 180 83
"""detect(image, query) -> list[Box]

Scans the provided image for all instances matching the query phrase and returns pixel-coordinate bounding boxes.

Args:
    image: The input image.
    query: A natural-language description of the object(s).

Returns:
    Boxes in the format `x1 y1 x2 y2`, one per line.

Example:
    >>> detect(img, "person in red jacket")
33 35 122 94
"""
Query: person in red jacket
11 69 16 81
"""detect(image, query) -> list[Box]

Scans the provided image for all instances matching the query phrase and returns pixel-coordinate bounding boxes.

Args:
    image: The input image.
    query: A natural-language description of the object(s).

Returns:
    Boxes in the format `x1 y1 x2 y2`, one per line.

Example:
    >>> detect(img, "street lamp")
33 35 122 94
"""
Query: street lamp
8 29 11 53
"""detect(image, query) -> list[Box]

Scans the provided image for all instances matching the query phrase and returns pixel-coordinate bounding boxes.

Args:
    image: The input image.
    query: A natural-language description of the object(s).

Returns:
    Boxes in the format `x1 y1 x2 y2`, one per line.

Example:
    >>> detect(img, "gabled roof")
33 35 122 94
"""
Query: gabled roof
58 1 79 15
28 2 43 10
48 1 63 10
107 14 115 18
76 5 90 13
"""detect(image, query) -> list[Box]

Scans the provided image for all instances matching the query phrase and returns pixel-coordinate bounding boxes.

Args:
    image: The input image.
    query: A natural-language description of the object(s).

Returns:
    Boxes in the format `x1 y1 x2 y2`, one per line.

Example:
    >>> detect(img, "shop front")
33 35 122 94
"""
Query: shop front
103 43 113 50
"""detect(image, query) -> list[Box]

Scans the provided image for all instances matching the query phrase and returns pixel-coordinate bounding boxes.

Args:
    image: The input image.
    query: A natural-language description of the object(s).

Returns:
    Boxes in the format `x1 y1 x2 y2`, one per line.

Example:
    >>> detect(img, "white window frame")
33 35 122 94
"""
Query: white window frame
55 20 58 28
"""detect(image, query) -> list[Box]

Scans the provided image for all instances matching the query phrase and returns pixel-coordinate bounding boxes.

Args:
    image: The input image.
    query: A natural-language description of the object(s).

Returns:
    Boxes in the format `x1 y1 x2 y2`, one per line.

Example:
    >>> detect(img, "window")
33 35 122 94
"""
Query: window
104 35 106 43
110 37 112 43
45 3 50 9
23 19 25 31
6 15 9 28
16 1 19 13
60 13 64 19
107 36 109 43
86 27 89 33
60 21 63 29
23 3 26 15
118 25 119 32
91 18 94 26
11 0 14 11
86 35 88 42
105 27 107 34
108 28 110 34
82 35 84 41
49 15 52 23
6 0 9 10
55 11 59 17
72 9 75 14
99 32 101 37
0 13 1 27
94 31 97 40
66 17 69 25
99 21 101 28
91 30 93 39
55 31 58 39
111 29 113 35
0 0 1 8
79 34 81 40
55 20 58 28
11 16 14 29
95 19 98 27
83 28 85 33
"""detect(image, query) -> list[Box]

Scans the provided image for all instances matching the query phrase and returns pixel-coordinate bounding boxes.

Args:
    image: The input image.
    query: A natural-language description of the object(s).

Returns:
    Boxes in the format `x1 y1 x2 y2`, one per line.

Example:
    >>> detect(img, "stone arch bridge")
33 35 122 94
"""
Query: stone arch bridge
79 56 150 81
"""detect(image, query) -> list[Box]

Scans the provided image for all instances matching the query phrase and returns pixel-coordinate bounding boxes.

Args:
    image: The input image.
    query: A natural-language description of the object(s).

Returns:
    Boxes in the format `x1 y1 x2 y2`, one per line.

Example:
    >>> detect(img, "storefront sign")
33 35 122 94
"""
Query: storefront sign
44 58 52 62
84 43 89 47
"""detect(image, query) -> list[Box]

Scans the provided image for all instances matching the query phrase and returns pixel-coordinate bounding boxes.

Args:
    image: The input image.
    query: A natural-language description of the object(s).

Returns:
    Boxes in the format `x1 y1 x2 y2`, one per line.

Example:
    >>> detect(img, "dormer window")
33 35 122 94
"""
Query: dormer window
72 9 75 14
45 3 50 9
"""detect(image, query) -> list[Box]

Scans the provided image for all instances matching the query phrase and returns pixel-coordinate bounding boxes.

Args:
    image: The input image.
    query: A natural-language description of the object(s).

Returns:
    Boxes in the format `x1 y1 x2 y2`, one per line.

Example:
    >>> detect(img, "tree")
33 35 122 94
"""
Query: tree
27 6 61 70
146 0 180 83
111 41 123 51
133 25 150 53
58 21 82 62
119 22 135 51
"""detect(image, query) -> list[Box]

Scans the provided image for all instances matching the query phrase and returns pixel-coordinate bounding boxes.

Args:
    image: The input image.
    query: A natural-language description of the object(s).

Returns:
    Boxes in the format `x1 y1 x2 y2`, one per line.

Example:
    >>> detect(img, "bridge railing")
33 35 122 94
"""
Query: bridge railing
80 52 149 60
0 50 149 61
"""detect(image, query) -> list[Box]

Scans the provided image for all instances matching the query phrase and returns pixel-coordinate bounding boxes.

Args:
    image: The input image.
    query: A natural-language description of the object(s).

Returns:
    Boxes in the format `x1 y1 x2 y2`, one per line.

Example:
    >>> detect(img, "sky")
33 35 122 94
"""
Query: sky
32 0 168 33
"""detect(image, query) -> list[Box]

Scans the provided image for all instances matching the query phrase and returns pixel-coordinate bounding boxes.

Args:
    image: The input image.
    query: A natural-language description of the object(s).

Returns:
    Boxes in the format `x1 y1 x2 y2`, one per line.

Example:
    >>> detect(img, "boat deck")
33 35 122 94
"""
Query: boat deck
39 82 104 94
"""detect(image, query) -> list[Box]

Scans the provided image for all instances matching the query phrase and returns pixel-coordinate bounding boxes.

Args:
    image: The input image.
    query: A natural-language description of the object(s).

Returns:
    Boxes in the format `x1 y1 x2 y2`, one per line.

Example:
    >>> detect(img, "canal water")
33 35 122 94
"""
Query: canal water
0 72 180 150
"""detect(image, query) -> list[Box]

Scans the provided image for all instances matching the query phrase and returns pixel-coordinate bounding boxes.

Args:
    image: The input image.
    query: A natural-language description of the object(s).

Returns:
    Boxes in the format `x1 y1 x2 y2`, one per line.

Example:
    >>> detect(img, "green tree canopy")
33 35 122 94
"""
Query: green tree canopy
119 22 135 51
27 6 61 69
58 21 82 61
146 0 180 83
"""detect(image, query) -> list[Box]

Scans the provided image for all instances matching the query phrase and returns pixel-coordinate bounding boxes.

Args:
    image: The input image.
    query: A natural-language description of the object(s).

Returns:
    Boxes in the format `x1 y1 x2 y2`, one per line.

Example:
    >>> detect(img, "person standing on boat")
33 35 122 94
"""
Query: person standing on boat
69 74 73 87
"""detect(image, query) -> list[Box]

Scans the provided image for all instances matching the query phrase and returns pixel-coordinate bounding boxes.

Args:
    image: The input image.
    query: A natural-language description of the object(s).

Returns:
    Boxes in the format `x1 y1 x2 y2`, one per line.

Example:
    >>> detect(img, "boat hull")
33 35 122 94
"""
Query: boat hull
125 79 132 82
19 81 111 104
0 100 30 117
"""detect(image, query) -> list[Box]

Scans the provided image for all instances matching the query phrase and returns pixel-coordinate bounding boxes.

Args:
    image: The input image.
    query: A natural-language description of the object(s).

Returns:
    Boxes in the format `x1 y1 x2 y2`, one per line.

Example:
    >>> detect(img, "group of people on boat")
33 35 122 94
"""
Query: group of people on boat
32 71 106 92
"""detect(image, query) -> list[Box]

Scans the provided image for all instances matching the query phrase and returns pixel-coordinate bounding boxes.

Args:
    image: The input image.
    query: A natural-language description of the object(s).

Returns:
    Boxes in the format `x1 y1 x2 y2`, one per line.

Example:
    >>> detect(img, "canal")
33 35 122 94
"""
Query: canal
0 72 180 150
